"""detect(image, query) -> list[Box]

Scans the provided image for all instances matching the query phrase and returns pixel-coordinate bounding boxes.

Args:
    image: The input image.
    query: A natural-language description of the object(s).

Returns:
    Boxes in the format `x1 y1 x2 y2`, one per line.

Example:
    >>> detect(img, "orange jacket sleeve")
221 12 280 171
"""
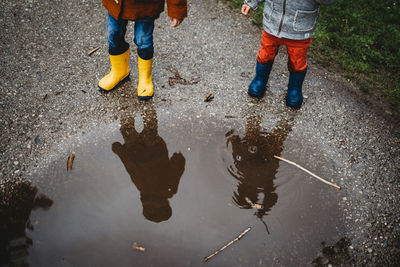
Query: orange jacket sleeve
167 0 187 20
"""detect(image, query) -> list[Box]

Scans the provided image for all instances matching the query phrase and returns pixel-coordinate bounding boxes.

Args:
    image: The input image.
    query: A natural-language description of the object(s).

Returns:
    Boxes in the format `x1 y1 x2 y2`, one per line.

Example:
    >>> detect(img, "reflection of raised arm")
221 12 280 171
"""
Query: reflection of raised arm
166 152 186 196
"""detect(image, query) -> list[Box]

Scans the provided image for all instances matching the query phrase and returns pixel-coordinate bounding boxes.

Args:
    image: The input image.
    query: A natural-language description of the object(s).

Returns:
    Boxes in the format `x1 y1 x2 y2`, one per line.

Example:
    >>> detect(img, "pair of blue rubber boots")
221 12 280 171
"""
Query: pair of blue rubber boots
248 61 306 109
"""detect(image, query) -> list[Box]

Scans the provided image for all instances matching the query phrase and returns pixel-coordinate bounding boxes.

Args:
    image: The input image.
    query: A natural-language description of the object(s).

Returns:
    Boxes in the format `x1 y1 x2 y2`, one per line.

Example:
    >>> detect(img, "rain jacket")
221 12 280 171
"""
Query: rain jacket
244 0 336 40
103 0 187 21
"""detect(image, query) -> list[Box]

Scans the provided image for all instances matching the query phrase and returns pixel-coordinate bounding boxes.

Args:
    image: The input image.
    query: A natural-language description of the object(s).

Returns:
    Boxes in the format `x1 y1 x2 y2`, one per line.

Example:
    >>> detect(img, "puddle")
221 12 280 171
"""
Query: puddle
1 107 346 266
0 181 53 266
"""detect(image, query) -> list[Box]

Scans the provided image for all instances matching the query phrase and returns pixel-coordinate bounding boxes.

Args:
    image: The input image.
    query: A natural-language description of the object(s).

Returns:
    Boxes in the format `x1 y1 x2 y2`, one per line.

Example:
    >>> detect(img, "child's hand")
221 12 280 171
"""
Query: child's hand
170 17 183 28
241 4 251 15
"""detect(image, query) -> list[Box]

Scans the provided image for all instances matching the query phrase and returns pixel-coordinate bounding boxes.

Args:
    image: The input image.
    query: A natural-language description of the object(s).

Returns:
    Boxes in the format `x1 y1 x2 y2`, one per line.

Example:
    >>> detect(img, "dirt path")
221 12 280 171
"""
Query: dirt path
1 0 399 265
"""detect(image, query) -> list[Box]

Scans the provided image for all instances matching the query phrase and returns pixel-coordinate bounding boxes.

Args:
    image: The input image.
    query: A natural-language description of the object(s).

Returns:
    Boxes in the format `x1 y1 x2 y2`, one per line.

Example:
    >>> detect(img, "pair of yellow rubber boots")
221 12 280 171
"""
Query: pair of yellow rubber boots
98 50 153 100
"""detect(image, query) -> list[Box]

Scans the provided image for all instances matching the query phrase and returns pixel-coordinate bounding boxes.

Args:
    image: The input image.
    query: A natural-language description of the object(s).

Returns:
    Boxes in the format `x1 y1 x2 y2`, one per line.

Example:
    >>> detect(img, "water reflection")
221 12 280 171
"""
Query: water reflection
0 181 53 266
312 237 352 266
226 115 292 231
112 108 185 223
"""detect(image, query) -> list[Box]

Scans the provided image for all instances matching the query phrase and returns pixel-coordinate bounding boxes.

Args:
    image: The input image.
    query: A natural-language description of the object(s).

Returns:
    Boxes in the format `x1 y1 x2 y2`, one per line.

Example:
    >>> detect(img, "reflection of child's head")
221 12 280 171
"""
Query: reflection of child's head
141 195 172 223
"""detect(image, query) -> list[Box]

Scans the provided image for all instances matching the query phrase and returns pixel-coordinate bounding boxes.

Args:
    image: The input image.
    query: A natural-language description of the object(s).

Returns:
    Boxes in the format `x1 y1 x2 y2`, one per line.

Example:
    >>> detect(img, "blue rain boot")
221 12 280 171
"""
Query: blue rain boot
248 61 273 98
286 68 307 109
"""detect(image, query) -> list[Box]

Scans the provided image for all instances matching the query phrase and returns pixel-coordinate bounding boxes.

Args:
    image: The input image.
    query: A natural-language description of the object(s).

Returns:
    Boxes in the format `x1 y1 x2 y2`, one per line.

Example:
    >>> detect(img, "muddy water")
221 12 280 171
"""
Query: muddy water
2 107 346 266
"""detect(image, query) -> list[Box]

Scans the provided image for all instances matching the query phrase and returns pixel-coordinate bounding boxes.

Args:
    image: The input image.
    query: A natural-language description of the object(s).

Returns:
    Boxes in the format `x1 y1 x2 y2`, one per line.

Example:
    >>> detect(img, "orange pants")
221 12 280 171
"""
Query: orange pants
257 31 312 73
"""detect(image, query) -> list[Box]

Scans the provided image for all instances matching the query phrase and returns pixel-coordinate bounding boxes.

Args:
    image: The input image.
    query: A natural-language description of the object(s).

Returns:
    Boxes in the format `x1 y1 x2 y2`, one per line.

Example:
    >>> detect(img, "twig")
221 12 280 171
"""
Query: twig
203 227 252 262
274 155 341 190
245 197 263 209
132 242 146 252
87 47 100 56
259 217 270 234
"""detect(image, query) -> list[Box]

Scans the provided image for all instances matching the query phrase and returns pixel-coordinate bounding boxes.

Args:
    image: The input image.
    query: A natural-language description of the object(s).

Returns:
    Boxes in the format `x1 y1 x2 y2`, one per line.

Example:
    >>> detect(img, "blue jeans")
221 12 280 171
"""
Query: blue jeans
106 13 155 59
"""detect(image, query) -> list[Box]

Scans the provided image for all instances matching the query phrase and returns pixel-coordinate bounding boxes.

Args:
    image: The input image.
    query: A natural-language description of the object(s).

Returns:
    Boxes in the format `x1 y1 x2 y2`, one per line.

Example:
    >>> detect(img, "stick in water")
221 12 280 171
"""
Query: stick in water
203 227 252 262
274 155 341 190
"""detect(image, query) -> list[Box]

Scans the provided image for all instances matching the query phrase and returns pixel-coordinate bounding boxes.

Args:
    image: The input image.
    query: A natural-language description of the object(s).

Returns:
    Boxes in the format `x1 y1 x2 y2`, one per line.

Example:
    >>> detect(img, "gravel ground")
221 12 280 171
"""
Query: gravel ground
1 0 399 265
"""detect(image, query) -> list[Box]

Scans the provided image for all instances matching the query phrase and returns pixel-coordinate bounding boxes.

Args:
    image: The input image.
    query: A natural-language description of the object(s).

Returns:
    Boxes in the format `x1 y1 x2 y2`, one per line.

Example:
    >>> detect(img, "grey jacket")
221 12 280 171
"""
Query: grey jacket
244 0 335 40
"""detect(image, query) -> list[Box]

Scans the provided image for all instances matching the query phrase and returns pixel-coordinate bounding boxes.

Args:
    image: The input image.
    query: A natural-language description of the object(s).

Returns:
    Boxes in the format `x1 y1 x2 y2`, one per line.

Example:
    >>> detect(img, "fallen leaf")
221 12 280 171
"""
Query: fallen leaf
204 93 214 102
67 154 75 171
167 67 200 87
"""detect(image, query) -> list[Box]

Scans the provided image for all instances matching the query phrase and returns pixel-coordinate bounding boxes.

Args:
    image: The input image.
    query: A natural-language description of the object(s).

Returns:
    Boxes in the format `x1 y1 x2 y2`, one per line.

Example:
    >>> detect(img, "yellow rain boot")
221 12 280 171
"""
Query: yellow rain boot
98 50 130 92
137 57 154 100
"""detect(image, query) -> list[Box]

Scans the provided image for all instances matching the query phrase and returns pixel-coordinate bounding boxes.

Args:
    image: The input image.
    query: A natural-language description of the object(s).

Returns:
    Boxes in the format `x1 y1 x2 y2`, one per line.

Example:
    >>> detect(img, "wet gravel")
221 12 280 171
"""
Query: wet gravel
1 0 400 265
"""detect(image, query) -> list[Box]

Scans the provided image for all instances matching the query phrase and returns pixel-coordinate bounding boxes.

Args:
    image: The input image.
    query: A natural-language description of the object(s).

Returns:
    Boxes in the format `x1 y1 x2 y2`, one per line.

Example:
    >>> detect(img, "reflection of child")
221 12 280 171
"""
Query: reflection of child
226 116 291 221
99 0 187 99
112 109 185 222
242 0 335 108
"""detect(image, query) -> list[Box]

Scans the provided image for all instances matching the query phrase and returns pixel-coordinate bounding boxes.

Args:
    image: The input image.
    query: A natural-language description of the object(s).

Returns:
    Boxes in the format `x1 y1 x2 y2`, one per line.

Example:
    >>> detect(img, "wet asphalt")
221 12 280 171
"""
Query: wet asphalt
1 0 400 265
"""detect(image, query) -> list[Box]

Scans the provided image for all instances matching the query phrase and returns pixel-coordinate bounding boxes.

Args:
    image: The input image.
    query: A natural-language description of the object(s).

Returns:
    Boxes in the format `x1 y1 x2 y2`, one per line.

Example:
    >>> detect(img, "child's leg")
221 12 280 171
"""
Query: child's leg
257 31 280 66
285 38 312 108
285 38 311 73
248 31 280 98
133 18 156 60
134 18 156 100
98 13 130 92
107 13 129 55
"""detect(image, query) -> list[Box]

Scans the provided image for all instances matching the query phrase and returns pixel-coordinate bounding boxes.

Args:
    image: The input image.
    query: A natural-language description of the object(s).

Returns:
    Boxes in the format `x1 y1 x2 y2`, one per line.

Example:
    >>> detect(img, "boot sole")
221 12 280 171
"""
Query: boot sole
248 83 267 99
248 91 265 99
137 94 154 100
286 98 303 109
98 73 130 93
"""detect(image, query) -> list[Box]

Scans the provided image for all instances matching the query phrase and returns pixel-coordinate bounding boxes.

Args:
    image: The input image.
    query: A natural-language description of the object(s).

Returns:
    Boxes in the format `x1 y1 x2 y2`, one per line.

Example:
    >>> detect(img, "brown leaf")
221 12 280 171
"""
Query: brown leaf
204 93 214 102
132 242 146 252
167 68 200 87
67 154 75 171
